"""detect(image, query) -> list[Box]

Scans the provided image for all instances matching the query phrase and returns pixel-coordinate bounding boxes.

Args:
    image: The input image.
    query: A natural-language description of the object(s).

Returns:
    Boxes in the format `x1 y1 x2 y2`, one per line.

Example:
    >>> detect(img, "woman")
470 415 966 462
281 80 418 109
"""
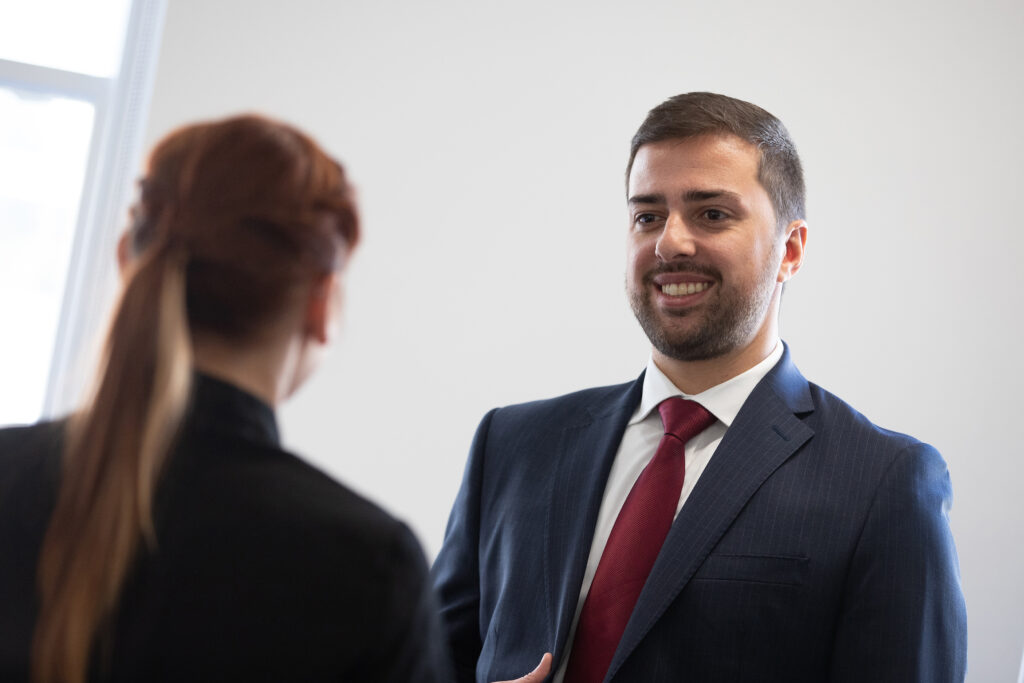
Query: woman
0 115 450 682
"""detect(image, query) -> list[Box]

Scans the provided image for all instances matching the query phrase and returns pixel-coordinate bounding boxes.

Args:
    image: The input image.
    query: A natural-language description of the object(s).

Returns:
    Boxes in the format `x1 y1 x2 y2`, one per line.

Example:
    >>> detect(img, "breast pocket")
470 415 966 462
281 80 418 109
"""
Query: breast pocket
692 552 809 587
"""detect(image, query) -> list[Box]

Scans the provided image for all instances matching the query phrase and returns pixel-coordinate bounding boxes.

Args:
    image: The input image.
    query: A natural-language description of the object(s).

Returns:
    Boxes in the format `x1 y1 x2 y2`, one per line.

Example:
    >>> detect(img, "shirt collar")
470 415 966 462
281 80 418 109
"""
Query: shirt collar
187 371 281 447
631 341 784 428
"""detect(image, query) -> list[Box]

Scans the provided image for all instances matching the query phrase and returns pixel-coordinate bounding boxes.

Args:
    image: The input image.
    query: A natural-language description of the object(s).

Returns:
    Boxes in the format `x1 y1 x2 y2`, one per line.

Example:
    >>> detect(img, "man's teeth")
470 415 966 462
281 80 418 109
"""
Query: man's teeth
661 282 710 296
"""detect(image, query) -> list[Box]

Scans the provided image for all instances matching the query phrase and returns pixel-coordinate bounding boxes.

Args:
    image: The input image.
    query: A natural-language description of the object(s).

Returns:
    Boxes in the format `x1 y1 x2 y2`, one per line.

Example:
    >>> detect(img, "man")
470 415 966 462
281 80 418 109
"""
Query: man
432 92 967 683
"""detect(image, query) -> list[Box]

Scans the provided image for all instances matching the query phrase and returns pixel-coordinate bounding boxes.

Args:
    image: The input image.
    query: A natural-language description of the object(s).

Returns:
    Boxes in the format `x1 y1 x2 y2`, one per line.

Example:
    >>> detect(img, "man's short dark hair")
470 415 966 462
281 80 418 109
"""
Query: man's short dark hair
627 92 806 227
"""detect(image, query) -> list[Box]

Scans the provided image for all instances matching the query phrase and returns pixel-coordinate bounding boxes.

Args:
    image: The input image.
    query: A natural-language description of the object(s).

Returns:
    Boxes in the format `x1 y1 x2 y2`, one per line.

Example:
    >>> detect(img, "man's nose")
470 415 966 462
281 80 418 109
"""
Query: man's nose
655 214 697 261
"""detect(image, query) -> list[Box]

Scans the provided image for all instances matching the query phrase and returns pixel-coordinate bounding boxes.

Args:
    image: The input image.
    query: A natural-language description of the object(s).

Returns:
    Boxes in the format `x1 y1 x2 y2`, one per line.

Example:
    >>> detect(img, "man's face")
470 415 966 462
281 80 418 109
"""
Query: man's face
626 134 795 363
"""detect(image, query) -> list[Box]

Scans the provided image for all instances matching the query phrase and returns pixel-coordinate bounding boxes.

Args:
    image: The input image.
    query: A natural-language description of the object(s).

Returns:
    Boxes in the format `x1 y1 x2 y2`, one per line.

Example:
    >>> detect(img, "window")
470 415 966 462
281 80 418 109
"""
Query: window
0 0 165 425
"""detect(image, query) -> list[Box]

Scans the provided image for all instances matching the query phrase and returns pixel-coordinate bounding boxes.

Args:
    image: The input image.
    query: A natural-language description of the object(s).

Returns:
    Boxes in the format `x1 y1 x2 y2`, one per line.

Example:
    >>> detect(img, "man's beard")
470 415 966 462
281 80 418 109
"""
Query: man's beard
628 256 778 362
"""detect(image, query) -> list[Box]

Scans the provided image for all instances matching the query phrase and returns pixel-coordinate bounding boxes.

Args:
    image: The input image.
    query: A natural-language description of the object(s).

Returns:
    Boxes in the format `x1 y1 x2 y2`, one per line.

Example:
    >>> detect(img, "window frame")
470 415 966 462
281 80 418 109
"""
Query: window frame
0 0 166 420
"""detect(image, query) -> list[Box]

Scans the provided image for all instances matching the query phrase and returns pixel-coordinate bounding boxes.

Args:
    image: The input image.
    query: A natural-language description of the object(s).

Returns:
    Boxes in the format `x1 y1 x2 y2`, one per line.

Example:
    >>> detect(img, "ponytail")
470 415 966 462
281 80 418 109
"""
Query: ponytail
32 243 192 683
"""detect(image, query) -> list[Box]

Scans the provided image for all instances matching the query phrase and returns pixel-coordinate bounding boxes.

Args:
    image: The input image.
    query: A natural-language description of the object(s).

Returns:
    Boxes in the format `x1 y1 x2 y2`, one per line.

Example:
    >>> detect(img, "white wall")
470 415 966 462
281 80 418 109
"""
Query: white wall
142 0 1023 679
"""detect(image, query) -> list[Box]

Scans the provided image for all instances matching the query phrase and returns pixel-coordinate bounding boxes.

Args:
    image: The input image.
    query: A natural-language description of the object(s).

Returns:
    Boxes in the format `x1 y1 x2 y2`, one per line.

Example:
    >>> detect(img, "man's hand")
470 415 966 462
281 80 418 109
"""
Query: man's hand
492 653 552 683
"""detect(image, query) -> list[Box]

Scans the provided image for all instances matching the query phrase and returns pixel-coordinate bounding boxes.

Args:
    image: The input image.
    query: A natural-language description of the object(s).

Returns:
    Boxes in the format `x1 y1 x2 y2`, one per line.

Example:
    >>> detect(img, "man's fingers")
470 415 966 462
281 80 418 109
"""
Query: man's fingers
526 652 552 680
492 652 553 683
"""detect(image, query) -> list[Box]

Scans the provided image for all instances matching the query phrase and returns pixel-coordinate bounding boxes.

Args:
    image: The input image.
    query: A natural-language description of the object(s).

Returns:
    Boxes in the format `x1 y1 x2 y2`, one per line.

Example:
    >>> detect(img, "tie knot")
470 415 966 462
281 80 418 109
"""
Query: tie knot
658 396 716 444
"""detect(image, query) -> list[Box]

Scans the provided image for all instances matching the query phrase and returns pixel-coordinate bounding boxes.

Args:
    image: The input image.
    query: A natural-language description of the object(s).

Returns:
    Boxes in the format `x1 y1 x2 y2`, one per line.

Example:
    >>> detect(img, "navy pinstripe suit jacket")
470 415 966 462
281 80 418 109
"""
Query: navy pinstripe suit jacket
432 345 967 682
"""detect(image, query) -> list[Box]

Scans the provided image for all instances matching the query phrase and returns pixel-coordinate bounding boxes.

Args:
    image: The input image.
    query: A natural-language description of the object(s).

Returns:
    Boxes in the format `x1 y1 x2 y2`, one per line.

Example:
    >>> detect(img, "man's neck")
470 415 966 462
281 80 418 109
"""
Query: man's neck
652 336 780 395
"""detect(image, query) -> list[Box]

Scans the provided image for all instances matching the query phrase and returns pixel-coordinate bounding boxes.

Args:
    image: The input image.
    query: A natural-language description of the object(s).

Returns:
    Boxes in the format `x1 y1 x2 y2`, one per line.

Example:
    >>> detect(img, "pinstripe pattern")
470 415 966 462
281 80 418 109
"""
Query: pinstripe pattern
432 345 967 682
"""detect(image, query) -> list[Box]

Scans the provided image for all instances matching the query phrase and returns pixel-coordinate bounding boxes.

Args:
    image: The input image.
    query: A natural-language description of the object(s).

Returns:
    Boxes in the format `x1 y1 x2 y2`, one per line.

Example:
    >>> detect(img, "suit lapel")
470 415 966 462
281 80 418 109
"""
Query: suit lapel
606 349 816 680
545 377 644 668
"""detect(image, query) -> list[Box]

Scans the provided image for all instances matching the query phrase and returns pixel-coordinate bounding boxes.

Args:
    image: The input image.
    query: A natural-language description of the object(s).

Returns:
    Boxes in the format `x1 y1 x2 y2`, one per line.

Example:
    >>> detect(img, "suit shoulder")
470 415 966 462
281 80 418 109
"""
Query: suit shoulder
802 380 937 460
0 419 65 456
487 379 639 432
189 435 414 546
0 420 64 495
240 457 432 621
160 438 432 628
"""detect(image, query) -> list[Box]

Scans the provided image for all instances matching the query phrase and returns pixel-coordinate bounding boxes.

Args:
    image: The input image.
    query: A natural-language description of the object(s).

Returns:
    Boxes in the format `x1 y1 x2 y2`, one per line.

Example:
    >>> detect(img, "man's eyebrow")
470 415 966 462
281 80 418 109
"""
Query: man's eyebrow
627 193 664 205
682 189 741 202
628 189 743 205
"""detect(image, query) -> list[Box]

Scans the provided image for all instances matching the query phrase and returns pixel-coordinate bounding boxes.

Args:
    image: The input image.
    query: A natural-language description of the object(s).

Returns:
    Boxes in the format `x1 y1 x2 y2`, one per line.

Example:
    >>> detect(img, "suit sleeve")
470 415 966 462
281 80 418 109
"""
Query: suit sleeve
829 442 968 682
431 409 496 683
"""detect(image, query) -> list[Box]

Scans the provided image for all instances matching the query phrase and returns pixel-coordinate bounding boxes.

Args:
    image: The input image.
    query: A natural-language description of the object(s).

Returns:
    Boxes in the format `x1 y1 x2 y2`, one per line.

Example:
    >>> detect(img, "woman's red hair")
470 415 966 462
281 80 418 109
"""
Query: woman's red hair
32 114 359 683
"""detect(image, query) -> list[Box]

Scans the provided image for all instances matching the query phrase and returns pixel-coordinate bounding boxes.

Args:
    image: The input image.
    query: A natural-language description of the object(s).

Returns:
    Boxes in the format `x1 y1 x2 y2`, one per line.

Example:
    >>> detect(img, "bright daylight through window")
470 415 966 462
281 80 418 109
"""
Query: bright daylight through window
0 0 164 426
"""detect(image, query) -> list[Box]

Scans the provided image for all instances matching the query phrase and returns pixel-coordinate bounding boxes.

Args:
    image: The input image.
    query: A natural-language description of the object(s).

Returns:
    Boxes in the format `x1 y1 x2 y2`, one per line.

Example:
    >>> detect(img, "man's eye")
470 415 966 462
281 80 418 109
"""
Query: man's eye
703 209 728 221
635 213 660 226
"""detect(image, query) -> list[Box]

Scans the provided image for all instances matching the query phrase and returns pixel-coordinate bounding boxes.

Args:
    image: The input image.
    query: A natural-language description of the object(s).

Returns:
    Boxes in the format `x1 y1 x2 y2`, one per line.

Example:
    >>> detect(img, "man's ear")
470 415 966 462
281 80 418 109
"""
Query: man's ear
777 220 808 283
304 273 338 345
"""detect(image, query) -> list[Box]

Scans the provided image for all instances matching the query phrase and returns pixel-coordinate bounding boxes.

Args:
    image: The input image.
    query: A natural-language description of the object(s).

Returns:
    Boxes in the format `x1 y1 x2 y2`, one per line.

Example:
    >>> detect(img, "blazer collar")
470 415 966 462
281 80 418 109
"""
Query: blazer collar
545 375 645 668
185 372 280 447
759 342 815 416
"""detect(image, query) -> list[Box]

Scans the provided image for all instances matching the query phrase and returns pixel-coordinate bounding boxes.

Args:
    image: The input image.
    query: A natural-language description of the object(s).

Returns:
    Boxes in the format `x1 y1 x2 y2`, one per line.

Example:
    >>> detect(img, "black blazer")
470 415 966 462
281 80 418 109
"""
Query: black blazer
0 374 451 682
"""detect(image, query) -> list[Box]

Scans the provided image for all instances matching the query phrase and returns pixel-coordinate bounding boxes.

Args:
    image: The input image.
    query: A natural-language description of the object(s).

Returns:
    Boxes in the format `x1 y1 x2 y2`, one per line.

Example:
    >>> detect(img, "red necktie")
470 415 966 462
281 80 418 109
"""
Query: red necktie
563 397 716 683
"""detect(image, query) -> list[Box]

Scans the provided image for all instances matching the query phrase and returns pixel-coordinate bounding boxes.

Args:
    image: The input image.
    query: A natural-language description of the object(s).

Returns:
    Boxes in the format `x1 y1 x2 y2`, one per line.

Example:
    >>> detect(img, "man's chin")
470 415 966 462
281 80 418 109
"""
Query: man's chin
639 323 724 363
651 338 726 363
631 298 724 358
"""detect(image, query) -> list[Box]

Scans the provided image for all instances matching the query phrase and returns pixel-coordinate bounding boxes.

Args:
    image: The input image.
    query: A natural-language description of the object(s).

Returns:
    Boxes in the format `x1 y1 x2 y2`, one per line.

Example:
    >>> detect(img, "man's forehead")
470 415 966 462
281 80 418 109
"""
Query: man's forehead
628 136 761 194
633 134 759 170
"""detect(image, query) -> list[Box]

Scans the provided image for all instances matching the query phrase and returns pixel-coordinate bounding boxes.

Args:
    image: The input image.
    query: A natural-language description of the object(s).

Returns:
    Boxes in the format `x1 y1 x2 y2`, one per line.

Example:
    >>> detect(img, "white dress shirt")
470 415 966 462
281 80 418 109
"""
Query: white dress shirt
552 342 784 681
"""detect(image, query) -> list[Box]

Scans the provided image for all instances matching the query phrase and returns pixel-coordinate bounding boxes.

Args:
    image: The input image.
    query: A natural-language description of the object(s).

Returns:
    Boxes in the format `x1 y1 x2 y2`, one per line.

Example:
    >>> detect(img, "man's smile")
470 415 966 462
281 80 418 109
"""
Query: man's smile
659 281 711 296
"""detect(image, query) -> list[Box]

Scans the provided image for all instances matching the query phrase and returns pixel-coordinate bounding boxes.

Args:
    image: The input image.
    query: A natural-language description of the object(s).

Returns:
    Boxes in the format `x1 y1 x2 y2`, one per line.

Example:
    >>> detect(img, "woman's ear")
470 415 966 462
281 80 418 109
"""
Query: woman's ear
116 232 132 275
304 272 341 345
